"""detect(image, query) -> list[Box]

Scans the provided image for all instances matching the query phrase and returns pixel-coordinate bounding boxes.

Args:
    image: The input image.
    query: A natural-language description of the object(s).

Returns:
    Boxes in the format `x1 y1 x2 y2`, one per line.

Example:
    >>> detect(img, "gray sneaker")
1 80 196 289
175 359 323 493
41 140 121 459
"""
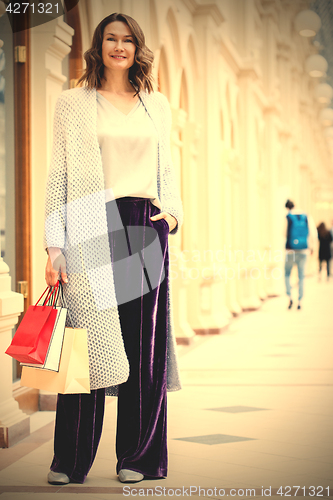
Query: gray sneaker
118 469 144 483
48 471 70 485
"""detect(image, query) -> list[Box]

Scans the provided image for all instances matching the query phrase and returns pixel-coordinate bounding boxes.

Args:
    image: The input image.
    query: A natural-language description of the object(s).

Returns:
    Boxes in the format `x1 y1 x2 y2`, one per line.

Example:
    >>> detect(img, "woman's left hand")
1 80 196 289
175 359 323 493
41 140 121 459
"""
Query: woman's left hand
150 212 177 232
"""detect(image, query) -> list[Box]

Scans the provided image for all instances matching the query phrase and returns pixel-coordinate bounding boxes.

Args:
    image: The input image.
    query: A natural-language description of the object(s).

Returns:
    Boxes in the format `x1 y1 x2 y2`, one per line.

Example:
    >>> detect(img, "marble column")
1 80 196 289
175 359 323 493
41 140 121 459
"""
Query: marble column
0 256 28 448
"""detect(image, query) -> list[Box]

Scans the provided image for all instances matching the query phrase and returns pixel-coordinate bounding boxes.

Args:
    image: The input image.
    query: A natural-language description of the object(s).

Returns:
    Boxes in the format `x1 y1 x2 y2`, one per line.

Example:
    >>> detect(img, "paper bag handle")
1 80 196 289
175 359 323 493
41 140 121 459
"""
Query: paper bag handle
56 281 75 329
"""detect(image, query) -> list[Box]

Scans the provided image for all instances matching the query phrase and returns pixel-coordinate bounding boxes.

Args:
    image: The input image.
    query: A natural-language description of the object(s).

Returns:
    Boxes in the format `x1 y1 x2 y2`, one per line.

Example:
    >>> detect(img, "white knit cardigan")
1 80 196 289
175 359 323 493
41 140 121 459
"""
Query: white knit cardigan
44 86 183 394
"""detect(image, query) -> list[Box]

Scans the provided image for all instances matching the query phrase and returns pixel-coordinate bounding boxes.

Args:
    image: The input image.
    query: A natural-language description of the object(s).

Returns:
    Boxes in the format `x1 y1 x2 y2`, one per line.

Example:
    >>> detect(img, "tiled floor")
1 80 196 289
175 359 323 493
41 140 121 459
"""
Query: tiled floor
0 276 332 499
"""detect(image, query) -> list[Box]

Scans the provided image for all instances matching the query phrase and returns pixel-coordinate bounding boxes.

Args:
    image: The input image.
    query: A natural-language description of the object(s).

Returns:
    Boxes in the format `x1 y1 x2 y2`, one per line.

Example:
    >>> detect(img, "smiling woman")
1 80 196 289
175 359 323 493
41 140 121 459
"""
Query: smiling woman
77 12 154 93
44 11 183 489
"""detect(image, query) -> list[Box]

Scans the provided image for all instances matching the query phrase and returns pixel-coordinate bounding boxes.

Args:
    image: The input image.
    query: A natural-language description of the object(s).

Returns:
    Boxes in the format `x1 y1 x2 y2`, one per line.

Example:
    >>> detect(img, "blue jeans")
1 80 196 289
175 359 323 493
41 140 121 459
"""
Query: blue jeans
285 252 307 301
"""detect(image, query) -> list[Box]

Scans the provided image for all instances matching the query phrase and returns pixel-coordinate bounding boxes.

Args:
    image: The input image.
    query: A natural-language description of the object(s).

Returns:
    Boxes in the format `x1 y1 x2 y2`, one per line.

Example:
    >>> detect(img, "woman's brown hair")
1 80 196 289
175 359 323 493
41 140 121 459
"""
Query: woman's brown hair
317 222 329 238
77 13 154 93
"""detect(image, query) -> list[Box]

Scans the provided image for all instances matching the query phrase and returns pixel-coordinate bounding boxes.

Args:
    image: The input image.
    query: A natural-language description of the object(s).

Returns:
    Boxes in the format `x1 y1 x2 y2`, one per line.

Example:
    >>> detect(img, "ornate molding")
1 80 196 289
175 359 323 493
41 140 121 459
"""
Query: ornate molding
47 17 74 62
280 0 310 16
260 1 279 24
45 18 74 85
46 69 68 86
55 18 74 47
279 126 292 139
276 35 292 61
46 35 72 61
172 108 187 131
238 63 262 81
181 0 225 26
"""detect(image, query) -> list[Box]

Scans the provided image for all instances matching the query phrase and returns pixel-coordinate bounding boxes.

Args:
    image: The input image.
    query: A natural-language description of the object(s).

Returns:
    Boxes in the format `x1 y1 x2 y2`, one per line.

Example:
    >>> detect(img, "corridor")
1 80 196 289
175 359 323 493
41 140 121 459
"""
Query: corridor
0 276 332 499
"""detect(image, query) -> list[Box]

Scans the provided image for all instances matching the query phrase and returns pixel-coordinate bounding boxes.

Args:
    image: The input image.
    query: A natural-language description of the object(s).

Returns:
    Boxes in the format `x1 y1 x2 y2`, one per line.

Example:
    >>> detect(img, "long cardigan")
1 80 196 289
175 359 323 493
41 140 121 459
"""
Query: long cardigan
44 86 183 395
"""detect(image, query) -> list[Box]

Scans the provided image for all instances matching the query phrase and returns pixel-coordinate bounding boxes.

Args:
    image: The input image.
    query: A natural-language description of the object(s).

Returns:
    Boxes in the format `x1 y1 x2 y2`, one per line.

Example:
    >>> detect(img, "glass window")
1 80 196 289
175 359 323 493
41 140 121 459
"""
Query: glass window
0 12 17 381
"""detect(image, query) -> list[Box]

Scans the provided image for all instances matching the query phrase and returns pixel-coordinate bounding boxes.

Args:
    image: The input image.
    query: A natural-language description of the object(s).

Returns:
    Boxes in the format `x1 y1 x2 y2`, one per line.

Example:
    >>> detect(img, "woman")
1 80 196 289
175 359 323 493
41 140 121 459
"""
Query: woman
317 222 332 280
44 12 183 485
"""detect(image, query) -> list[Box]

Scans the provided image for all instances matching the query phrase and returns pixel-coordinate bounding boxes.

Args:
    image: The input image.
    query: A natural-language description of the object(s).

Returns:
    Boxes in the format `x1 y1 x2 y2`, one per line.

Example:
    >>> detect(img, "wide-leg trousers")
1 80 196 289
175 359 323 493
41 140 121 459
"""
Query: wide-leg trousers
50 197 170 483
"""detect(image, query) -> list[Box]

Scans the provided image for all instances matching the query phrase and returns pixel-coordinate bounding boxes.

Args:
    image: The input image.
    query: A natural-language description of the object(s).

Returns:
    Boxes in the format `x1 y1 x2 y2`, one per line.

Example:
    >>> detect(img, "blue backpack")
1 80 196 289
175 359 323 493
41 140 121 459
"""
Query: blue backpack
286 213 309 250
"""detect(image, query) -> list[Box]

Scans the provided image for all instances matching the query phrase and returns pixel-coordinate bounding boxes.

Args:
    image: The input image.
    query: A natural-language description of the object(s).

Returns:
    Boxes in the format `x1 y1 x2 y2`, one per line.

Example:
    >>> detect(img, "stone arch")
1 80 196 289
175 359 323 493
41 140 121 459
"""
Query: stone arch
166 7 182 68
231 122 235 149
218 76 228 146
220 110 225 141
226 82 232 125
180 69 189 114
184 33 200 120
187 34 199 81
226 82 234 148
157 46 170 100
233 89 240 151
149 0 159 50
255 119 261 170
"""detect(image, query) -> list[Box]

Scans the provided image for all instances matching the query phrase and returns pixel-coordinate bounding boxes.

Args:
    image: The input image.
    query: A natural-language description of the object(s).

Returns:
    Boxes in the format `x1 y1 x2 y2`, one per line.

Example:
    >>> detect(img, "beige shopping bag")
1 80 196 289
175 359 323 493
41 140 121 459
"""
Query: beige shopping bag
20 328 90 394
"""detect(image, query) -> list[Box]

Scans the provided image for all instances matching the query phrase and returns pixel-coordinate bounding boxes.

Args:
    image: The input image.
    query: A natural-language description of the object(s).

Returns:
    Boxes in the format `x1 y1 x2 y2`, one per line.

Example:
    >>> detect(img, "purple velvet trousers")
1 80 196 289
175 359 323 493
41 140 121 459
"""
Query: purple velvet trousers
50 197 169 483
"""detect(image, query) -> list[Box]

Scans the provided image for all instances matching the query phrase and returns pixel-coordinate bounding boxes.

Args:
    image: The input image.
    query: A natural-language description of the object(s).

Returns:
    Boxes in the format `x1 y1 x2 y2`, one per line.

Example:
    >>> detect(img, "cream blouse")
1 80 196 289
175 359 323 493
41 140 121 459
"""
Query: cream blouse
97 91 161 208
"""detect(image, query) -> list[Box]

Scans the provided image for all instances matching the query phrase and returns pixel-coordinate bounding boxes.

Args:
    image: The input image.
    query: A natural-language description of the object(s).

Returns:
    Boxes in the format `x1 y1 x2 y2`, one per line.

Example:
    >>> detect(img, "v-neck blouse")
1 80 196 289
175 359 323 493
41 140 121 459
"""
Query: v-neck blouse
97 91 160 208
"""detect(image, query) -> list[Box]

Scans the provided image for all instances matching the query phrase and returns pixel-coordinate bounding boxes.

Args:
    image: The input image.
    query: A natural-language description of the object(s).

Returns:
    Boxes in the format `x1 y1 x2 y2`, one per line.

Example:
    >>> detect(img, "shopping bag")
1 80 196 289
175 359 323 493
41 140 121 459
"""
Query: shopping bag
21 306 67 372
5 283 60 364
20 327 90 394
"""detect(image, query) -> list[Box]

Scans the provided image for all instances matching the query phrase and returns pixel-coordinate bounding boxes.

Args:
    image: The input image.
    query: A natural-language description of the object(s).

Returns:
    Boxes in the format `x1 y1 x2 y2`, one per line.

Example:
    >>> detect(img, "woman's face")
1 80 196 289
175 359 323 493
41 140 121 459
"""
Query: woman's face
101 21 136 73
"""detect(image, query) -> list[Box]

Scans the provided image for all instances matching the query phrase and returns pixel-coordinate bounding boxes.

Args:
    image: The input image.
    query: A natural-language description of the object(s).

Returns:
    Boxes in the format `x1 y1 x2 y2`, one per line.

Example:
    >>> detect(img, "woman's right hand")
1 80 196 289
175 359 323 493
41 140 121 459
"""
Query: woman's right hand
45 247 68 286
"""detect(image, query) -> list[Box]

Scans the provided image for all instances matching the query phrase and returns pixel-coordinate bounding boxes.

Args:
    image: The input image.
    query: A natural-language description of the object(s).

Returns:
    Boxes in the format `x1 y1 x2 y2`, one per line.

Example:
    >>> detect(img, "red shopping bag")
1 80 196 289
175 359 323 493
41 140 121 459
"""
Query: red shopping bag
5 282 60 364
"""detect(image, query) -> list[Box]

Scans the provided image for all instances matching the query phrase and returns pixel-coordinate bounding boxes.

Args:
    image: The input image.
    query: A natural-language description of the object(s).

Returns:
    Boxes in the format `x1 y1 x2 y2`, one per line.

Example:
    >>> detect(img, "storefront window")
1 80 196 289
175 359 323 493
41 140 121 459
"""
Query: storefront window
0 13 15 277
0 42 5 258
0 12 17 381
